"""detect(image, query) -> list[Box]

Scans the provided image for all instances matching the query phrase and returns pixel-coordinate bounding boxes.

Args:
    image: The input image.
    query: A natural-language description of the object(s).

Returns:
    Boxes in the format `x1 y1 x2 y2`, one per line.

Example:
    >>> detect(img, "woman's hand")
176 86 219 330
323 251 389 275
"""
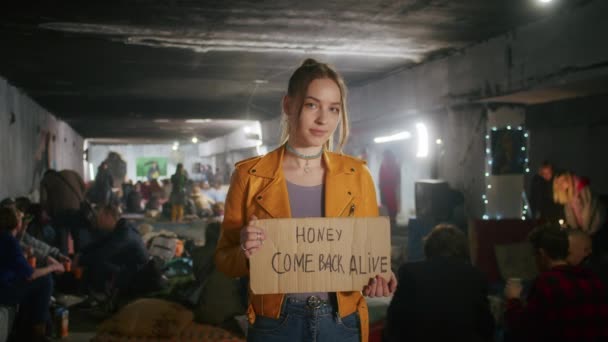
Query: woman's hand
47 256 65 274
363 272 397 297
504 278 523 300
239 215 266 258
58 255 71 263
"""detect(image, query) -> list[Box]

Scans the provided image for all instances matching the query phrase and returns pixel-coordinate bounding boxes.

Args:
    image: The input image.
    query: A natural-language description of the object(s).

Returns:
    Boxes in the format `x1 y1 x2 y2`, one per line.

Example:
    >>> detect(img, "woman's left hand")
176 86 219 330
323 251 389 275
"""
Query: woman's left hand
363 272 397 297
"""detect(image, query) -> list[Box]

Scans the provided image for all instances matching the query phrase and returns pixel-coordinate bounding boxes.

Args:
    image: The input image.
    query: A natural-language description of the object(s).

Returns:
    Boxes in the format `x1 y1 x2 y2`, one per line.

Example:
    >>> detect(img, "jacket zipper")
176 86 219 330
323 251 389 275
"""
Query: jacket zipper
348 204 356 216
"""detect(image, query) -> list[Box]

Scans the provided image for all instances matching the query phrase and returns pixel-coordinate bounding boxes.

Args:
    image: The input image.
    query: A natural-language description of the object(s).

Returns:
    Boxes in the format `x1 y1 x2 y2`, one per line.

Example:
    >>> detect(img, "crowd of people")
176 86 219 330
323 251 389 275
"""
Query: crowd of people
87 162 228 223
0 161 229 341
0 196 150 340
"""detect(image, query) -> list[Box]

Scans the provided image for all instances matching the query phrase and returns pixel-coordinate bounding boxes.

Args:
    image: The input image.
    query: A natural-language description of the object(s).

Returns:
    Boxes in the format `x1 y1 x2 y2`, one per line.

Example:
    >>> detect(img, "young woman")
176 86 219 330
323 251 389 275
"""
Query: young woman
0 206 65 341
215 59 396 342
553 172 605 235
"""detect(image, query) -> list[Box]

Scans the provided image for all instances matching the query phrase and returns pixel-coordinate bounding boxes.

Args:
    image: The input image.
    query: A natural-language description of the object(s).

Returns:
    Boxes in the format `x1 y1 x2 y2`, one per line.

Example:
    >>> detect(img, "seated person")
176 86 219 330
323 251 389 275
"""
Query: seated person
190 185 214 217
75 205 148 300
0 199 69 264
505 225 608 341
0 207 65 341
384 224 495 342
24 203 56 246
206 179 227 204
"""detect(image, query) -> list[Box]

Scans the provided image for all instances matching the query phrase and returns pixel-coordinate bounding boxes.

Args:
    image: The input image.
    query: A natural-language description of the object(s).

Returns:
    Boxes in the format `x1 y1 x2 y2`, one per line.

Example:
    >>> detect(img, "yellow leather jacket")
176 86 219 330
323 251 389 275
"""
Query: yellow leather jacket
215 145 379 342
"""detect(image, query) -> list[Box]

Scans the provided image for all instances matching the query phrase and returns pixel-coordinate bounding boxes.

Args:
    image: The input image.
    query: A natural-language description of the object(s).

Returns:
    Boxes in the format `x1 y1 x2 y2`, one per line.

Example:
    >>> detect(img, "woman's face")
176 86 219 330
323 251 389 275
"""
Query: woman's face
287 78 342 148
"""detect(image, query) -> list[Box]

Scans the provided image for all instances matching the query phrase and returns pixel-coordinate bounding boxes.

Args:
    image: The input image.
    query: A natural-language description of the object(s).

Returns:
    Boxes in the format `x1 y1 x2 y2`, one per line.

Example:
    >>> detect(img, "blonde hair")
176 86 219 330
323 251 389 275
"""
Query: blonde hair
279 59 350 153
553 172 575 205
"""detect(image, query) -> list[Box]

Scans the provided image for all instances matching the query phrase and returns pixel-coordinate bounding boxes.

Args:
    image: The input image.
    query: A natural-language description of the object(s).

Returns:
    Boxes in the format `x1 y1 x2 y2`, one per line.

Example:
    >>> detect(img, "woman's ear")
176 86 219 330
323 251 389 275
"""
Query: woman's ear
282 95 293 117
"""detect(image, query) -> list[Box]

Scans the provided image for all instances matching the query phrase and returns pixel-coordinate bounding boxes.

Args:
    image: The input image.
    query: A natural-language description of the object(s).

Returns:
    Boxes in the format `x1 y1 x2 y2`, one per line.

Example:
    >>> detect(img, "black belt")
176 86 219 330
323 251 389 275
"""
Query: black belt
288 295 332 309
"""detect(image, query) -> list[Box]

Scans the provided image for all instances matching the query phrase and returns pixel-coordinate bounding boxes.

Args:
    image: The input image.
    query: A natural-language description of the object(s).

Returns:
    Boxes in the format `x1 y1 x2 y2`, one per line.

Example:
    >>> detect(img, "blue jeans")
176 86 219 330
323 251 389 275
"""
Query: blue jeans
0 275 53 325
247 297 360 342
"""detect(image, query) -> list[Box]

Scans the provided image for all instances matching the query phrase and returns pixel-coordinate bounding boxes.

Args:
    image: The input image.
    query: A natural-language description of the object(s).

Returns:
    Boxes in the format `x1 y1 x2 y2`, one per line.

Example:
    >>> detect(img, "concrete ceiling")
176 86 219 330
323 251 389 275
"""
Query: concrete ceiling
0 0 584 140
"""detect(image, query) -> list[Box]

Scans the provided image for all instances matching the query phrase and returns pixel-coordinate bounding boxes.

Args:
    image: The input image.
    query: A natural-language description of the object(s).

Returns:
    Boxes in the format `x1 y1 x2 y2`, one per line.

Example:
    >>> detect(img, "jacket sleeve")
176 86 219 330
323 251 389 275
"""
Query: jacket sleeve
79 230 130 267
361 165 380 217
579 186 605 234
214 170 249 278
21 233 62 260
475 272 496 341
384 265 413 341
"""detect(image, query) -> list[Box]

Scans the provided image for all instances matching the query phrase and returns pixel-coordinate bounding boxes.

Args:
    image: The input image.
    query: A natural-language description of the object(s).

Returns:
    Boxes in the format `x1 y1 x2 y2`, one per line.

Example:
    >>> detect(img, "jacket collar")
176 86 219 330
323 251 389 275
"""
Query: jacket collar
247 144 355 179
248 144 356 218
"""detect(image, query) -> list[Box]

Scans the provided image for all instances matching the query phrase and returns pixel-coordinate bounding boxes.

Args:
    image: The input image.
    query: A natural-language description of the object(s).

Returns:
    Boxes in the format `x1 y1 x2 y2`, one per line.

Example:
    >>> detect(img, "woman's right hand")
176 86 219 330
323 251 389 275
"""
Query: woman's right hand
47 256 65 274
239 215 266 258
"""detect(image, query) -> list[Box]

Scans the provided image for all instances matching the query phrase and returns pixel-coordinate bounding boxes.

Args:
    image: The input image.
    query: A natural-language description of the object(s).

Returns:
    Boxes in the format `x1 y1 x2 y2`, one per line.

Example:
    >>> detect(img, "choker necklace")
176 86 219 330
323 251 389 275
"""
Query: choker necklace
285 143 323 173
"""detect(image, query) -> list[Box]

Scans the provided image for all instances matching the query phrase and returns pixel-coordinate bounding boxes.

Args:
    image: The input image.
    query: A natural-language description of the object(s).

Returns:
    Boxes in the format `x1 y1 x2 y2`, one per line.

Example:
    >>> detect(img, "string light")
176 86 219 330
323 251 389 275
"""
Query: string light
484 125 530 220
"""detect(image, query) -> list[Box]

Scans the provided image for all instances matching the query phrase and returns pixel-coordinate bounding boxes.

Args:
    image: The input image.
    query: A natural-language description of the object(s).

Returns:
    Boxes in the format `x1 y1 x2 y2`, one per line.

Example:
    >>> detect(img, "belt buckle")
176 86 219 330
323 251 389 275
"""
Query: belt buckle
306 296 322 309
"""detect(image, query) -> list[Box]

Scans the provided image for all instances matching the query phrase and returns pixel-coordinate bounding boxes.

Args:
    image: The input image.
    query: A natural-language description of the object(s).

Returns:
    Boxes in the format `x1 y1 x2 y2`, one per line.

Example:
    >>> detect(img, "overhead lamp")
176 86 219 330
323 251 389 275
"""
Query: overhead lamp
373 131 411 144
192 137 198 143
538 0 553 3
415 123 428 158
435 139 443 145
185 119 212 124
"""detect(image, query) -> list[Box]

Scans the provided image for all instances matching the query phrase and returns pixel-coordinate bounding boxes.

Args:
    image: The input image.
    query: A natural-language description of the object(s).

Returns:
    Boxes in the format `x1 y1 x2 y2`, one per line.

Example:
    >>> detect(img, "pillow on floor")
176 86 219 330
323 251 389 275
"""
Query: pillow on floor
97 298 193 338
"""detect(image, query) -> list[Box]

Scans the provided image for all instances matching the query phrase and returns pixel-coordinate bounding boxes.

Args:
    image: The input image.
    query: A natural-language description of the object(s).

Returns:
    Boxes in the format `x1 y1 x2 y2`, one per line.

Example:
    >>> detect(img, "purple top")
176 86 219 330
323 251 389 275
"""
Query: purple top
285 180 329 301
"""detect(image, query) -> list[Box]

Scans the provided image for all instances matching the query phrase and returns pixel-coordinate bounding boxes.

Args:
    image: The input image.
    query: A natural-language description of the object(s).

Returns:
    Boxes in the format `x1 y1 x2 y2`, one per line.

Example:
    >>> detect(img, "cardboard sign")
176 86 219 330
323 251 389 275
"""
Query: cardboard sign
250 217 391 295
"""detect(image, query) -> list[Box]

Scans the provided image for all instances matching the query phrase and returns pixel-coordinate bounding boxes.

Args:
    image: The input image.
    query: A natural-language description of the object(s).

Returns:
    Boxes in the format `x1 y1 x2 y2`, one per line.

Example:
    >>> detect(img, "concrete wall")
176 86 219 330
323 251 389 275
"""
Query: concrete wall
0 77 84 201
435 105 487 219
349 0 608 125
526 94 608 196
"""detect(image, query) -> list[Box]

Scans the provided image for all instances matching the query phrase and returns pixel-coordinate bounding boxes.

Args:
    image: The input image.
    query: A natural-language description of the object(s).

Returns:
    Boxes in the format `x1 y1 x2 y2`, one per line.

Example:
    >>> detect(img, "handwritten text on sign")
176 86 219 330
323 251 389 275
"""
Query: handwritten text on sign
249 217 391 294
